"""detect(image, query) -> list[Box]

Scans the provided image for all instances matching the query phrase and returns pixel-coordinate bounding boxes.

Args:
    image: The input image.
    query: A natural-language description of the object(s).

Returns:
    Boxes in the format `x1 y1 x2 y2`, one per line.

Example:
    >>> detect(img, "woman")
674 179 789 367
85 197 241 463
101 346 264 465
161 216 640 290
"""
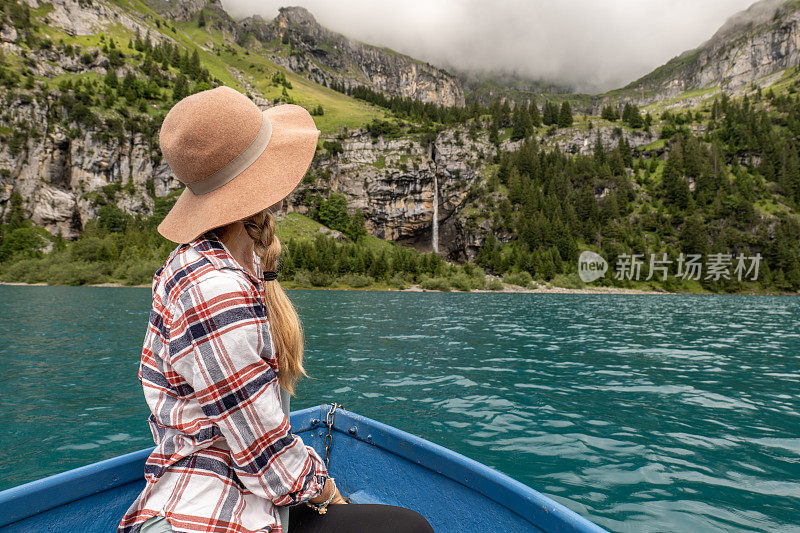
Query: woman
119 86 433 533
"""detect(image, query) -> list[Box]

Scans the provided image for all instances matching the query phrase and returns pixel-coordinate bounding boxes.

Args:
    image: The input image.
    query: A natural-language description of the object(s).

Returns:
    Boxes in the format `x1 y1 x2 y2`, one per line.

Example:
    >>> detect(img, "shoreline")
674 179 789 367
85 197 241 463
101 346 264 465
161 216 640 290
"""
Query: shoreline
0 281 152 288
400 283 665 295
1 280 795 295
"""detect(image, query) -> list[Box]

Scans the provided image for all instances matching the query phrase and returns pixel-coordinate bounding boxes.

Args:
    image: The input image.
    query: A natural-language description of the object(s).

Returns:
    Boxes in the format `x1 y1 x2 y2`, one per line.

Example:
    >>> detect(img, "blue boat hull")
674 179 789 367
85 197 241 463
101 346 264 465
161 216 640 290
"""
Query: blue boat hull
0 405 606 532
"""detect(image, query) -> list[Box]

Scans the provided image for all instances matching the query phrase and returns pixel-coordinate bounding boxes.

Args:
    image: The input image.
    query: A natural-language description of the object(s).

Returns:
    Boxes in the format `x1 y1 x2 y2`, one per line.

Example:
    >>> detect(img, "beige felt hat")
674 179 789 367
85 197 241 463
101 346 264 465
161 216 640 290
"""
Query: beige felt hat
157 86 320 243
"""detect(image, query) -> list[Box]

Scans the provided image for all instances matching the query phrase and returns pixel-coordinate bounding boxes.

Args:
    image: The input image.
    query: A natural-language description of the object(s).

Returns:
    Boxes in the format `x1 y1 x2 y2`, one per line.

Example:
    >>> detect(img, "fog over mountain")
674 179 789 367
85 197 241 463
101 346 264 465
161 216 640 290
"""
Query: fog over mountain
221 0 756 93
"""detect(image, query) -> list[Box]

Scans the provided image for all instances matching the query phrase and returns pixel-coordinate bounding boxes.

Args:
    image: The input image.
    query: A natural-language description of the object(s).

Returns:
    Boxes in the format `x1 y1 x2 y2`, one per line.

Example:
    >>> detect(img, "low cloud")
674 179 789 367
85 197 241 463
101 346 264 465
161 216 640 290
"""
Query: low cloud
222 0 757 93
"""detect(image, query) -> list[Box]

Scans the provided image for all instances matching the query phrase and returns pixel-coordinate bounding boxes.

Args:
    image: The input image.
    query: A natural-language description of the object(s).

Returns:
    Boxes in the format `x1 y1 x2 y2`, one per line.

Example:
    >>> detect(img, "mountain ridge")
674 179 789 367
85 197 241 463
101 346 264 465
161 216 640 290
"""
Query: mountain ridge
1 0 800 294
235 5 465 107
612 0 800 103
141 0 466 107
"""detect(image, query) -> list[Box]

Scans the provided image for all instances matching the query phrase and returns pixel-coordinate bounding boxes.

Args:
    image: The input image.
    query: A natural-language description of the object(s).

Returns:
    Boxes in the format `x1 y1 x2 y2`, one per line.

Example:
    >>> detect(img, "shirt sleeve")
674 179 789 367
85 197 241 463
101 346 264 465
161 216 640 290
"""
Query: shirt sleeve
167 273 329 506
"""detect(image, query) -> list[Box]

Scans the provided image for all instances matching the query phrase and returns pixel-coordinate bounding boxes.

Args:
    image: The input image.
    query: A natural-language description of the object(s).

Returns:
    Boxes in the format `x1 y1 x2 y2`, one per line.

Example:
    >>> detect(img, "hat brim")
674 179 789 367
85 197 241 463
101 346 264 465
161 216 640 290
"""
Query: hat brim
157 104 320 244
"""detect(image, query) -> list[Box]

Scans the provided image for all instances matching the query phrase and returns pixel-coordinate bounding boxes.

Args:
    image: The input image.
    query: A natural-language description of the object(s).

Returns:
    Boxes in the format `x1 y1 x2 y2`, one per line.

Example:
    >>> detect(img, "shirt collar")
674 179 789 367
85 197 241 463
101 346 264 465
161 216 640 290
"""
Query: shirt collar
189 230 264 286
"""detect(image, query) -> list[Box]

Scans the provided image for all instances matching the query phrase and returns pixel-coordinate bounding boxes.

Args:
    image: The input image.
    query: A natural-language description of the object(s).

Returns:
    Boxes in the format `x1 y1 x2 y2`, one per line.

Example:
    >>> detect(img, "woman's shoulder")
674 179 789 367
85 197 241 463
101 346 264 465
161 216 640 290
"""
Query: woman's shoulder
156 245 253 309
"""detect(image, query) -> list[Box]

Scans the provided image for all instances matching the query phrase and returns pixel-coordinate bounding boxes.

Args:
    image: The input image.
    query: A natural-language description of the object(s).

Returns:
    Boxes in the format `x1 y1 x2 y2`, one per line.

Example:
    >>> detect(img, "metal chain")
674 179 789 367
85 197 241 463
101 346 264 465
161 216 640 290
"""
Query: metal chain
323 402 342 470
322 402 352 504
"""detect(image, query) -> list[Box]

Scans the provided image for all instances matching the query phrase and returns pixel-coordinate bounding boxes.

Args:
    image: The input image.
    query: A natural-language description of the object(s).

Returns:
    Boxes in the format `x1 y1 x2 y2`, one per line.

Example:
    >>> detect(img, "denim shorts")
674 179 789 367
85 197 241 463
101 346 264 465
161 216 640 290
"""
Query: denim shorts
140 515 174 533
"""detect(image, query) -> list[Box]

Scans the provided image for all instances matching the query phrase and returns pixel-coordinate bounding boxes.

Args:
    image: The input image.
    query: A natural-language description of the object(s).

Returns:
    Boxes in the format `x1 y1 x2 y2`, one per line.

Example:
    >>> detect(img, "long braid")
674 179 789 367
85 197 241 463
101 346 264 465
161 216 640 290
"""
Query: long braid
243 208 307 395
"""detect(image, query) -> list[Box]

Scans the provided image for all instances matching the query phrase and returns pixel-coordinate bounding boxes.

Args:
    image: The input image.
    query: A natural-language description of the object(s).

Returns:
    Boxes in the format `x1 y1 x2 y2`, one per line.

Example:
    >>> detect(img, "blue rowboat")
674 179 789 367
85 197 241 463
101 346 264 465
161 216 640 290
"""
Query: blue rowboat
0 405 607 532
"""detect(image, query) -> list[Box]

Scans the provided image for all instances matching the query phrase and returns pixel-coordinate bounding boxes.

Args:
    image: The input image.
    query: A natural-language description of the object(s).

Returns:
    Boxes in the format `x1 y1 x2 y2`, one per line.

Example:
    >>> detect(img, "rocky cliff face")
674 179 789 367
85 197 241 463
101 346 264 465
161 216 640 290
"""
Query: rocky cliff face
538 125 655 156
0 84 489 257
0 0 178 237
0 94 170 238
0 80 652 262
3 65 648 263
161 0 239 40
0 0 662 263
18 0 155 38
622 0 800 102
0 0 466 243
236 6 465 107
143 0 464 107
286 127 497 259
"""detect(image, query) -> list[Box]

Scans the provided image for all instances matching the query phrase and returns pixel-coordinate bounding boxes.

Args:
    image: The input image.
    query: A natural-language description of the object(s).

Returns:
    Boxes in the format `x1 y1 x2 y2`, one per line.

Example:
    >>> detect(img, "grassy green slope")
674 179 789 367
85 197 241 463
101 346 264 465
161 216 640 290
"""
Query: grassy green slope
173 18 388 132
277 213 394 254
33 0 388 133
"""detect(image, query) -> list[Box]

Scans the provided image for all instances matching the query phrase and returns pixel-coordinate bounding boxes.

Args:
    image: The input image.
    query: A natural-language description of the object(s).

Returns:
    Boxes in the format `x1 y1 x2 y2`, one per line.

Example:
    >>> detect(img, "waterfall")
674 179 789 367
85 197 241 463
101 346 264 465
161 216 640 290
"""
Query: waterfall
432 172 439 254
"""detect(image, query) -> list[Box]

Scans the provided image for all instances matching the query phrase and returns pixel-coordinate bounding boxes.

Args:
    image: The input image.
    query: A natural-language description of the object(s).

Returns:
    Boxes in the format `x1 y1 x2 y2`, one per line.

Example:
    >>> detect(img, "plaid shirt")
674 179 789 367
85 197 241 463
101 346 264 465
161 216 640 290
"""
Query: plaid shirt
119 231 329 533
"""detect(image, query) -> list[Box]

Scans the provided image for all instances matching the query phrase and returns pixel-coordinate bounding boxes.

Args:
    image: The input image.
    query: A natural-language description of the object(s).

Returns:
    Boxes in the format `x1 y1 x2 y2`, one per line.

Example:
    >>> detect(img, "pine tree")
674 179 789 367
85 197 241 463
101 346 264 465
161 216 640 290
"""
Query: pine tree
538 249 556 280
511 104 533 141
528 99 541 127
490 97 502 124
622 102 633 123
618 136 633 167
601 105 619 121
5 191 26 230
369 250 389 280
499 99 511 127
189 49 201 78
173 73 189 101
558 101 573 127
662 158 691 209
134 27 142 51
507 166 524 204
542 101 558 125
780 142 800 204
593 137 606 165
104 68 118 88
488 120 499 146
679 215 709 254
171 45 181 67
609 146 625 176
122 70 136 99
622 102 643 128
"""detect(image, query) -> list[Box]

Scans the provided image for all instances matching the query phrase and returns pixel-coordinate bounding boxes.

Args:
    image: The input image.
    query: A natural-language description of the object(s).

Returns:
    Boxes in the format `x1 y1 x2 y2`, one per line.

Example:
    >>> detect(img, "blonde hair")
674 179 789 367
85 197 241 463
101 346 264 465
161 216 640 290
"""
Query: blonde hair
243 208 307 395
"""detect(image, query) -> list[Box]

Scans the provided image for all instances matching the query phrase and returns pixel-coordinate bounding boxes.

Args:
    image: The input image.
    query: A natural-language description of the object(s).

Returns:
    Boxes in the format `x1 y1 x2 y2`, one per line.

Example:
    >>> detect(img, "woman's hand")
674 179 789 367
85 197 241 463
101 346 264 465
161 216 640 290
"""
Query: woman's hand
329 490 348 504
308 477 347 505
308 478 336 504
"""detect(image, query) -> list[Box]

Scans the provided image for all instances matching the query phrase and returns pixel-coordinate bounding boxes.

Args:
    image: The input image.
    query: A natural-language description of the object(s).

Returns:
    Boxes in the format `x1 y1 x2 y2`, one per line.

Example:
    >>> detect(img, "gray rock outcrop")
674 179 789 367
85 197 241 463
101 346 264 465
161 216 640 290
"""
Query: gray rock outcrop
236 6 465 107
621 0 800 103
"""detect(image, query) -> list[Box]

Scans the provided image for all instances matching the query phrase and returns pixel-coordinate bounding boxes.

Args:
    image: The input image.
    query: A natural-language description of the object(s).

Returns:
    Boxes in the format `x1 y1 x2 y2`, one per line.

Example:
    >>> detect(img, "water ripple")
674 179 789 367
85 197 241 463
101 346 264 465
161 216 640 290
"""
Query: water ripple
1 288 799 532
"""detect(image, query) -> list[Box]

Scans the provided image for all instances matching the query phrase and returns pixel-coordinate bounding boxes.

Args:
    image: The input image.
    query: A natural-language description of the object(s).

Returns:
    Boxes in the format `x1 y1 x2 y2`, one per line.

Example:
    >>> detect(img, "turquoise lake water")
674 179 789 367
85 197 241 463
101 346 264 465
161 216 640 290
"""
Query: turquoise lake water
0 286 798 532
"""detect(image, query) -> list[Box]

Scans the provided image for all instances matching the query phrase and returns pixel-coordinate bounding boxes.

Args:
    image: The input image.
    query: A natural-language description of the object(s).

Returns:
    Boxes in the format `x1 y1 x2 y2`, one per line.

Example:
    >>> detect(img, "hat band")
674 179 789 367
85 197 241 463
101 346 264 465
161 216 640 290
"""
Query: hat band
185 114 273 196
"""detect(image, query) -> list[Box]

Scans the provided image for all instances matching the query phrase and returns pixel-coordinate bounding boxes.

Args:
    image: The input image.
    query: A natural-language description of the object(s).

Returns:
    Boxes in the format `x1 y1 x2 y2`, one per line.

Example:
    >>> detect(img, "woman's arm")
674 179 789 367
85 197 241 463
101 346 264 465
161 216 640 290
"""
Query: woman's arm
308 477 347 505
167 273 328 506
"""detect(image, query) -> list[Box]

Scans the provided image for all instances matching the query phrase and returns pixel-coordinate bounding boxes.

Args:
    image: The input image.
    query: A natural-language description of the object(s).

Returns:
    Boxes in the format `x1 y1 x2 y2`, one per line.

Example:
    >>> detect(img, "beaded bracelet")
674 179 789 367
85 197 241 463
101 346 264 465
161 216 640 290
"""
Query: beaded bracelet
305 477 336 515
